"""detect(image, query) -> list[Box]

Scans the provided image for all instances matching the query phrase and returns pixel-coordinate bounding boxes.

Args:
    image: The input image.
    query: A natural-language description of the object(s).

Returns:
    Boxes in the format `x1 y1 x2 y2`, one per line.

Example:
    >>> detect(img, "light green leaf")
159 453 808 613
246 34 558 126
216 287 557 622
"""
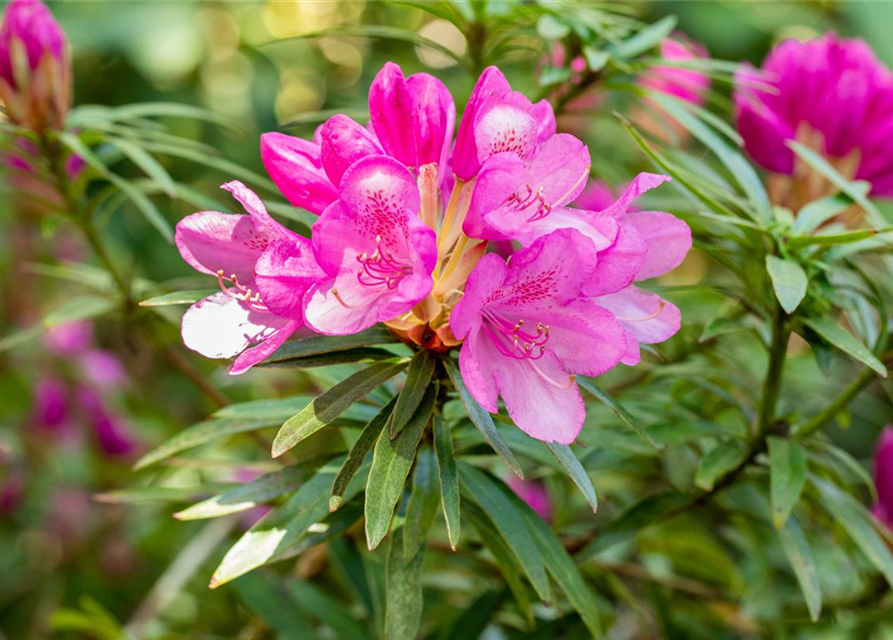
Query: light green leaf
403 447 440 556
793 192 860 234
694 439 749 491
272 360 408 458
365 384 437 550
458 462 551 603
108 136 176 198
766 256 808 314
768 436 807 530
609 15 676 59
330 397 397 512
212 395 315 421
443 356 523 478
384 525 425 640
547 443 597 513
804 317 887 376
433 414 461 550
578 378 661 449
778 514 822 621
139 289 217 307
390 350 436 440
537 14 570 39
0 295 115 353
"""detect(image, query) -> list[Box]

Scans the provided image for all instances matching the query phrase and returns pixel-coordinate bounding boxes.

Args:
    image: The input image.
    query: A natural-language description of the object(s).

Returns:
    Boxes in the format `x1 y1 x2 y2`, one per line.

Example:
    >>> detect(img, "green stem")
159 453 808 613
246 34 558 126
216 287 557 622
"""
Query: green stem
755 306 790 440
791 364 881 438
78 214 131 300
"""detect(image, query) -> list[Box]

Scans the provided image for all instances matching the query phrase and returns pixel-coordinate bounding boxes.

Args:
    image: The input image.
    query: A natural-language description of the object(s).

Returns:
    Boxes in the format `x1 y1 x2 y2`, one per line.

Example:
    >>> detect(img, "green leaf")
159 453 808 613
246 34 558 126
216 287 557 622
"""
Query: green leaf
211 456 366 587
433 414 461 550
443 356 523 478
778 514 822 622
365 383 437 550
694 439 749 491
272 360 408 458
437 589 503 640
265 326 396 364
0 295 115 353
70 102 242 132
766 256 808 314
403 447 440 556
108 136 176 198
609 15 676 59
139 289 217 307
582 46 610 72
546 443 597 513
576 491 693 559
803 317 887 377
384 525 426 640
271 503 364 564
793 191 860 234
813 476 893 589
135 415 291 470
768 436 807 530
231 573 314 640
390 350 436 440
212 395 315 421
94 485 228 505
789 228 882 248
578 378 661 449
330 397 397 512
287 580 375 640
174 462 320 520
258 347 398 370
457 462 551 603
537 14 570 39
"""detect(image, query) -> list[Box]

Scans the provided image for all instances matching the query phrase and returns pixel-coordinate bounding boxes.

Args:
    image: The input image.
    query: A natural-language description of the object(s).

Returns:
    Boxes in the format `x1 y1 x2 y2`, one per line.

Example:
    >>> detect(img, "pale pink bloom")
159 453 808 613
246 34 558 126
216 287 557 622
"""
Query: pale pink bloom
175 181 323 374
44 321 92 355
80 350 128 390
640 35 710 106
507 475 553 522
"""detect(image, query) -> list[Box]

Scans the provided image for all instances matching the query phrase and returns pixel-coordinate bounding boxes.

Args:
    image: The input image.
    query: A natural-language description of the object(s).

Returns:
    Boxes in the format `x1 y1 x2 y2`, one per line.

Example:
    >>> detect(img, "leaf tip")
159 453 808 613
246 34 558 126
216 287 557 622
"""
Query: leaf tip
329 496 341 512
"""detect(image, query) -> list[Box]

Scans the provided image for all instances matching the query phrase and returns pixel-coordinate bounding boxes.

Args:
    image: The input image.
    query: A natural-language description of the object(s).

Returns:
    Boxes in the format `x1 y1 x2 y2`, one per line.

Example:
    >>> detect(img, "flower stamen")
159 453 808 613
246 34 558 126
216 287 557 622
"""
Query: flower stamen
615 300 666 323
216 270 269 313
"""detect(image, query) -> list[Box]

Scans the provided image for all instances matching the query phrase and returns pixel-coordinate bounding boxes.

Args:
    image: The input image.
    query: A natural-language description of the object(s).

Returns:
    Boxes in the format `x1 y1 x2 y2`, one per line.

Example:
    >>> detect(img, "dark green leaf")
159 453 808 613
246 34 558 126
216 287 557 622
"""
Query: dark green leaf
803 317 887 376
265 326 396 363
443 356 523 478
272 360 408 458
547 443 597 512
231 574 314 640
694 439 749 491
403 447 440 556
287 580 375 640
458 463 551 603
578 377 661 449
390 350 436 439
768 436 807 530
384 525 425 640
433 414 461 550
258 347 397 370
330 397 397 512
766 256 808 314
438 589 503 640
778 514 822 622
365 384 437 550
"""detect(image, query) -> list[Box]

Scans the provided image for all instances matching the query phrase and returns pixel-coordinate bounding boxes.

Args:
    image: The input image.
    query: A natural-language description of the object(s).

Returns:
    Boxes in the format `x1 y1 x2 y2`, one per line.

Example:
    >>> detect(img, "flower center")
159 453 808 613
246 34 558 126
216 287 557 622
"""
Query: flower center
504 184 552 221
356 234 411 290
216 270 269 313
481 314 550 360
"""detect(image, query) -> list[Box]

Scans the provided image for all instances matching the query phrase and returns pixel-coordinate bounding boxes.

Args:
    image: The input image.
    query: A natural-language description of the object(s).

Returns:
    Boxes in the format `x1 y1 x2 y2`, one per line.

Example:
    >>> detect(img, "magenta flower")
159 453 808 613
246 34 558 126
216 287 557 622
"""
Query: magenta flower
450 229 628 444
0 0 70 131
640 35 710 106
735 34 893 195
44 320 92 356
304 155 437 335
507 475 553 522
77 387 139 458
33 377 69 431
873 427 893 529
261 132 338 215
175 181 323 374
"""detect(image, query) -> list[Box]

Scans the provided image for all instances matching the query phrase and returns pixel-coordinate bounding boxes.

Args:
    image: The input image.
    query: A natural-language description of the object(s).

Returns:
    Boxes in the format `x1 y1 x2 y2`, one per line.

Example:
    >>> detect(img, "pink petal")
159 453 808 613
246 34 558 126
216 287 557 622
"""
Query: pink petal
583 224 647 297
231 319 301 375
369 62 416 167
625 211 692 280
597 286 681 345
222 181 282 231
597 173 671 219
463 152 526 240
255 237 325 320
532 99 556 142
483 205 617 251
319 114 383 187
175 211 268 281
450 253 509 340
406 72 456 168
474 91 538 164
457 329 500 413
260 132 338 215
537 298 628 377
452 66 511 180
527 133 591 206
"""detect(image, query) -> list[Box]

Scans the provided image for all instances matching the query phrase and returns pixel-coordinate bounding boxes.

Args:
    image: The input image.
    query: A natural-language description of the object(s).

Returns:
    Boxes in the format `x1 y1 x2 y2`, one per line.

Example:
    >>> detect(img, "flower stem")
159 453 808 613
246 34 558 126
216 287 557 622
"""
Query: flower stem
755 306 790 440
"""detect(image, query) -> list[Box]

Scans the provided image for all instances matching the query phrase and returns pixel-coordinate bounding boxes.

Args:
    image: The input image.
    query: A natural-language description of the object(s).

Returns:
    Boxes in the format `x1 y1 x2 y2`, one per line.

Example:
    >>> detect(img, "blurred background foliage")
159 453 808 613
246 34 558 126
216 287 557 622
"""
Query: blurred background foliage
3 1 893 639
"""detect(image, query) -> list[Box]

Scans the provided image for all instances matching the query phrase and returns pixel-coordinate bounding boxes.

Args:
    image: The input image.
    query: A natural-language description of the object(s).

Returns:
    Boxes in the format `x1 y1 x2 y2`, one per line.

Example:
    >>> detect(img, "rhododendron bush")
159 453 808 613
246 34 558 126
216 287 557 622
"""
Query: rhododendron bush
4 1 893 638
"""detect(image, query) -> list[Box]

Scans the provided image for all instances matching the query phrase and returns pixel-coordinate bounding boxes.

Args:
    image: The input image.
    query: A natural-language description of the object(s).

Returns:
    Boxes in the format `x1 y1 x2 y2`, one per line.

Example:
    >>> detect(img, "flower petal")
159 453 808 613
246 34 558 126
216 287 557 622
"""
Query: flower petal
532 98 556 142
369 62 416 167
452 66 511 180
319 114 383 187
255 236 325 320
474 91 538 163
463 151 526 240
625 210 692 280
596 172 671 219
406 72 456 168
231 319 301 375
260 132 338 215
583 224 647 297
175 211 269 281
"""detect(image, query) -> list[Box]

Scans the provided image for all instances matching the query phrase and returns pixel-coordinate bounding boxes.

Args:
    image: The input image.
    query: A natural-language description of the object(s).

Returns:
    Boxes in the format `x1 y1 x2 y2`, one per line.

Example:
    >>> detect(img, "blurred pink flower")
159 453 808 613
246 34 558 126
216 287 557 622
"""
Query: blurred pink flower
44 321 93 355
640 35 710 106
873 426 893 529
33 377 70 431
77 387 139 458
80 350 128 390
507 475 552 522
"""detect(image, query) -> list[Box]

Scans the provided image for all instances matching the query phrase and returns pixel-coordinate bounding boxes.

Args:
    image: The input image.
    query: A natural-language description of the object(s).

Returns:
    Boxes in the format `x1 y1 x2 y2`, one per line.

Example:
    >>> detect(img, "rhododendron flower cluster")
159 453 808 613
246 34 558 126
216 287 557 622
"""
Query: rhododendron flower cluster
176 63 691 444
735 33 893 202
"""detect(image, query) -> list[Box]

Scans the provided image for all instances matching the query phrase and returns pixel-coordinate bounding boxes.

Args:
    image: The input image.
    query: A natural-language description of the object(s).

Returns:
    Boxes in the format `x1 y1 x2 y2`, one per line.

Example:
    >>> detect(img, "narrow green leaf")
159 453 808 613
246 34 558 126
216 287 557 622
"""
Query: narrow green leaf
792 191 859 234
287 581 375 640
365 384 437 550
135 416 291 470
0 295 115 353
766 256 808 314
609 15 677 59
813 476 893 588
270 503 364 564
778 514 822 621
768 436 807 530
384 525 425 640
211 456 366 587
694 439 749 491
443 356 523 478
433 414 461 550
272 360 408 458
790 228 881 248
258 347 397 370
546 443 598 513
175 462 321 520
457 462 551 603
582 46 610 72
265 326 396 363
803 317 887 377
390 350 436 439
94 485 228 505
578 378 661 449
330 397 397 512
439 589 503 640
108 136 176 198
576 491 693 559
231 574 314 640
139 289 217 307
403 447 440 556
70 102 242 132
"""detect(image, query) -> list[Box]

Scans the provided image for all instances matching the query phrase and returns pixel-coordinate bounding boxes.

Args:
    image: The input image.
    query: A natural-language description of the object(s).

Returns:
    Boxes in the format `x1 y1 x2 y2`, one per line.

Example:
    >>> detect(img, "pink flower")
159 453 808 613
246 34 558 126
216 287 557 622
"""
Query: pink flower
873 427 893 529
33 377 69 431
44 320 92 355
640 35 710 106
450 229 628 444
80 349 128 390
261 132 338 215
303 155 437 335
77 387 139 458
507 475 552 522
0 0 71 131
735 34 893 195
175 181 323 374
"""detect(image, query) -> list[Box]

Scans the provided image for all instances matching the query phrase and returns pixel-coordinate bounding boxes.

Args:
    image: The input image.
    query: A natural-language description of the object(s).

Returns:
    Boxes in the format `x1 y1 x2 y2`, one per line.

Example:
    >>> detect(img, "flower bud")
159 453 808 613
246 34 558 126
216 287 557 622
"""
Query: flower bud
873 427 893 529
0 0 71 132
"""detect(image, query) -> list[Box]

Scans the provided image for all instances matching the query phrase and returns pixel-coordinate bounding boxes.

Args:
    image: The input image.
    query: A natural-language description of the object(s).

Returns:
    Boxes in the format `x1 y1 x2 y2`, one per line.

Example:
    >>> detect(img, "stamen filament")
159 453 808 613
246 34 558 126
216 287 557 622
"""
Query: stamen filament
615 300 666 323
